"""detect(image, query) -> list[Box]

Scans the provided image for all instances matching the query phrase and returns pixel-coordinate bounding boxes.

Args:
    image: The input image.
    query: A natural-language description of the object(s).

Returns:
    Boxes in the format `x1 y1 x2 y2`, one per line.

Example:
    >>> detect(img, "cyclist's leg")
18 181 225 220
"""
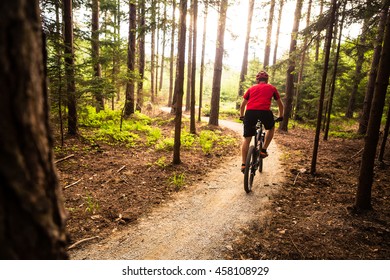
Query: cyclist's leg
261 110 276 155
263 126 275 150
241 111 257 170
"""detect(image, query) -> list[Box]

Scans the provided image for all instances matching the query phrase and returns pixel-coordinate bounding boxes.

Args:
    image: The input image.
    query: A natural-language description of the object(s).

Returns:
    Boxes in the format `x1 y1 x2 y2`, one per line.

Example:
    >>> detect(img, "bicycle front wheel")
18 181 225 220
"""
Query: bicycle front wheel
244 146 257 193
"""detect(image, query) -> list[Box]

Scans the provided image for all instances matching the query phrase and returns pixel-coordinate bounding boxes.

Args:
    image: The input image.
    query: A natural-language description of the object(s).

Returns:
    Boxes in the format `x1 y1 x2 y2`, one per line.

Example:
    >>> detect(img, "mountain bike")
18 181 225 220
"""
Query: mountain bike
243 117 282 193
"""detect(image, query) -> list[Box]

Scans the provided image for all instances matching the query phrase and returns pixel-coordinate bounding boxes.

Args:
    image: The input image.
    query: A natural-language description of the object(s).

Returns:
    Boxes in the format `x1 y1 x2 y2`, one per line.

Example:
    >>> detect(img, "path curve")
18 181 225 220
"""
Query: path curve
70 117 285 260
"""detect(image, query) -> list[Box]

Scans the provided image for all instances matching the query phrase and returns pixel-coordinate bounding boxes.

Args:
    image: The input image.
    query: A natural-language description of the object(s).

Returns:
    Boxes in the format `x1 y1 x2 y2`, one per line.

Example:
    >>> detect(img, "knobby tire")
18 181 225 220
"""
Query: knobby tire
244 145 256 193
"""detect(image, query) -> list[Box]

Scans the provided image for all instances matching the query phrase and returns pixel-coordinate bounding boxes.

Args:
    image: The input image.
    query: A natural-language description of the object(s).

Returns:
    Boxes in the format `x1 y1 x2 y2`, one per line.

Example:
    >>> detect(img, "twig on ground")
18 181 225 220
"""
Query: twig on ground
55 154 75 164
288 233 305 259
351 148 364 159
293 173 300 185
64 178 83 189
67 236 99 250
116 165 126 173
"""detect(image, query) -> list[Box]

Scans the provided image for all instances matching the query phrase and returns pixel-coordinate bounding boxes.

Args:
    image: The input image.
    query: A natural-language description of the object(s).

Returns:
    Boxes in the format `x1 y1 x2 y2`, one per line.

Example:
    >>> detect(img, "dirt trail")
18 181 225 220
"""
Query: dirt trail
69 119 285 260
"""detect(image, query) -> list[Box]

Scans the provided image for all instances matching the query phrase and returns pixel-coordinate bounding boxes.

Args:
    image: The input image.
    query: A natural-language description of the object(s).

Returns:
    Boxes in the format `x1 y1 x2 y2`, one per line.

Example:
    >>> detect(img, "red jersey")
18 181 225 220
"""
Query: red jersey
243 83 280 111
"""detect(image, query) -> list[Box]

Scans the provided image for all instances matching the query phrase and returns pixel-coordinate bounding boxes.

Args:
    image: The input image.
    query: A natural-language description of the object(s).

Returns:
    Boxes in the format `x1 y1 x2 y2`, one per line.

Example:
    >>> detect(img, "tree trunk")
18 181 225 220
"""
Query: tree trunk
324 1 346 141
159 2 167 92
209 0 228 126
92 0 104 112
198 0 208 121
55 0 64 146
294 0 312 119
190 0 198 134
185 2 193 112
345 16 369 118
155 2 160 97
124 1 136 117
310 0 337 175
378 98 390 161
173 0 188 164
0 0 68 259
63 0 77 135
151 0 156 103
237 0 255 109
137 0 146 109
272 0 284 66
358 3 389 134
315 0 324 62
112 0 121 109
168 0 176 107
263 0 275 69
279 0 303 132
355 8 390 210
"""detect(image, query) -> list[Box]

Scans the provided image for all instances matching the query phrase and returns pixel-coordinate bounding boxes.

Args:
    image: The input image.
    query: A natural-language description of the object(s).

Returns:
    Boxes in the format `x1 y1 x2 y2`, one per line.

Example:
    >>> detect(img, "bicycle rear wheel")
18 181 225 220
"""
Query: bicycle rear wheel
244 146 257 193
259 141 263 173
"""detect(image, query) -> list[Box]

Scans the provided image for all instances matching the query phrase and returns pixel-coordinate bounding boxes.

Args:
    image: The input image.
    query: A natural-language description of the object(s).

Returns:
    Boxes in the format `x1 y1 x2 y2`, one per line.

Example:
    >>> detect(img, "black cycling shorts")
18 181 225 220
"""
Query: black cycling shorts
243 110 275 137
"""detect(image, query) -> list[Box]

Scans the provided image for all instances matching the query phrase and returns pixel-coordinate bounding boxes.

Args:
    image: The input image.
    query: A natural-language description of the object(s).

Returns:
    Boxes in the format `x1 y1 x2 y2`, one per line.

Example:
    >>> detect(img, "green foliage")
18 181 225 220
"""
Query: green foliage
199 130 218 154
156 138 175 151
155 156 168 169
84 193 99 214
181 132 195 148
169 173 186 191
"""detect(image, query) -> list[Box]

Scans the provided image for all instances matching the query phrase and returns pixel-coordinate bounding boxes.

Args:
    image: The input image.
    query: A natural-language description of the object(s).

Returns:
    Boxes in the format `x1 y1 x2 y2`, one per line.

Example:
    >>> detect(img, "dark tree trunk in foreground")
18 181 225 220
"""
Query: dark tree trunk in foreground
137 0 146 108
209 0 228 126
237 0 255 109
355 10 390 210
124 2 137 117
63 0 77 135
358 4 388 135
173 0 188 164
0 0 68 259
279 0 303 132
310 0 337 175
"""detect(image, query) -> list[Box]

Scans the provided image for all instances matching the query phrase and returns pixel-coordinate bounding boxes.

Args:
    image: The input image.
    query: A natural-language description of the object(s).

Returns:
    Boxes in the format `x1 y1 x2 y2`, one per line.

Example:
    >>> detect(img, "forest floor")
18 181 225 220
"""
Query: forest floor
55 110 390 259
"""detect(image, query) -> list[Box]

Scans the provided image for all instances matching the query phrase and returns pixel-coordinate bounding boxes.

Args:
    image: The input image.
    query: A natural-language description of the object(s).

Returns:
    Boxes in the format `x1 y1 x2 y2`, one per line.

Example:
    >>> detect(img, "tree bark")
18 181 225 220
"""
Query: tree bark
190 0 198 134
355 7 390 210
324 1 346 141
0 0 68 259
378 98 390 161
198 0 208 121
185 2 193 112
124 1 136 117
168 0 176 107
92 0 104 112
272 0 284 66
315 0 324 62
63 0 77 135
173 0 188 164
151 0 156 103
209 0 228 126
237 0 255 109
279 0 303 132
358 3 389 134
310 0 337 175
159 3 167 92
137 0 146 109
263 0 275 69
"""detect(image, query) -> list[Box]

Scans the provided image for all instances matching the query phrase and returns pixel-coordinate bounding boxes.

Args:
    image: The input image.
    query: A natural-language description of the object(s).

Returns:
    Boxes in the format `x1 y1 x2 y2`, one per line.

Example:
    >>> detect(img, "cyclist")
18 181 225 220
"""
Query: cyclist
239 70 284 173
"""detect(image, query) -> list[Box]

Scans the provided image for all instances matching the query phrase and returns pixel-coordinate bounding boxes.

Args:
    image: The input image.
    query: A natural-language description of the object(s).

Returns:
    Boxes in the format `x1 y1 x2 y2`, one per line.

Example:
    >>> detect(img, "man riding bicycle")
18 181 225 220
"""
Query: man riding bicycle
239 70 284 173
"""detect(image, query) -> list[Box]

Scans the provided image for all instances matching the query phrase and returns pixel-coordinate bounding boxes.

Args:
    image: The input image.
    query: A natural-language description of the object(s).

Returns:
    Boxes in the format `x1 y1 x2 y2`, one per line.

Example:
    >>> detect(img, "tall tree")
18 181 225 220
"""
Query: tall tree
379 99 390 161
315 0 324 62
159 2 168 92
92 0 104 112
209 0 228 126
190 0 198 134
185 2 193 112
264 0 276 69
151 0 156 103
310 0 337 175
237 0 255 109
0 0 68 259
198 0 209 121
124 1 137 116
358 3 389 134
173 0 188 164
272 0 285 66
137 0 146 109
168 0 176 107
324 1 347 141
294 0 312 119
63 0 77 135
355 6 390 210
345 14 369 118
279 0 303 132
112 0 121 108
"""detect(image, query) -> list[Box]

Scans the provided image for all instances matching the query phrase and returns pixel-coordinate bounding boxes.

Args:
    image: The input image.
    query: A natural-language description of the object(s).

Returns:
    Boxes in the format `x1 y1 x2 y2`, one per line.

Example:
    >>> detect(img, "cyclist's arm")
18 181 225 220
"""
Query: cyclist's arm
240 98 248 118
276 98 284 118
